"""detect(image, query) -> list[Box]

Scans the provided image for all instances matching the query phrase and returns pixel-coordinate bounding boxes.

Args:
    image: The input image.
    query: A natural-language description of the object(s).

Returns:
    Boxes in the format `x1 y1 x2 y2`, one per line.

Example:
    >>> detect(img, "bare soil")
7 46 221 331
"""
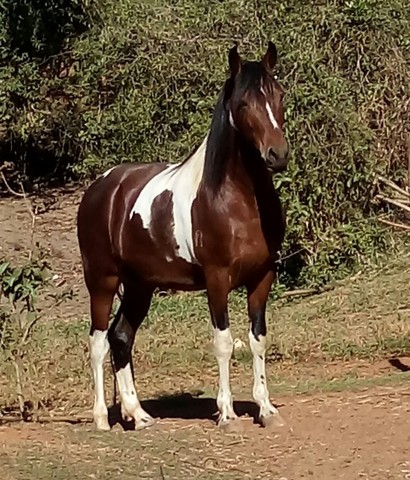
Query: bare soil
1 191 410 479
1 385 409 479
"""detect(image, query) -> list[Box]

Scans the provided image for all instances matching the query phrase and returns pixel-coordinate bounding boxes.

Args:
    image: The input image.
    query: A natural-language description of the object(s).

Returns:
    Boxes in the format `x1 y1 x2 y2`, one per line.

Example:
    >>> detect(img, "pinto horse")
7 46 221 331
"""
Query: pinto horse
77 42 289 431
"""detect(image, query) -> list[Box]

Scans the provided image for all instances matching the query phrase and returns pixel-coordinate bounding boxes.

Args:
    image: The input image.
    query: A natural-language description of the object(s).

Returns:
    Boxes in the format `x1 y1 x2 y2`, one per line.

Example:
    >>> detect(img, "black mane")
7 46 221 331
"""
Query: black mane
203 61 266 190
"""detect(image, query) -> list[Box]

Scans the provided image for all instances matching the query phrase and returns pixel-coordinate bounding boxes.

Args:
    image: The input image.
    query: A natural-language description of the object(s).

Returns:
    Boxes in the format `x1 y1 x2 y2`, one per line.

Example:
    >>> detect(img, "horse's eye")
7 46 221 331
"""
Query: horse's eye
238 100 248 109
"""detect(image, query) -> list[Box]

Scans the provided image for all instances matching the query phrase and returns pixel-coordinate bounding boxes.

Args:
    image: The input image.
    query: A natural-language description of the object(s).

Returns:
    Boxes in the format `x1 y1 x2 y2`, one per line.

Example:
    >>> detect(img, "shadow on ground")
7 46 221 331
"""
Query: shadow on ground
107 392 284 430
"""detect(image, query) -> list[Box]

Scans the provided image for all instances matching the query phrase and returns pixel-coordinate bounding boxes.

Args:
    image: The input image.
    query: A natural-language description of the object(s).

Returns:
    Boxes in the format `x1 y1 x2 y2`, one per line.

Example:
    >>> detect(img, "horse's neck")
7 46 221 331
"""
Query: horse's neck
226 135 273 194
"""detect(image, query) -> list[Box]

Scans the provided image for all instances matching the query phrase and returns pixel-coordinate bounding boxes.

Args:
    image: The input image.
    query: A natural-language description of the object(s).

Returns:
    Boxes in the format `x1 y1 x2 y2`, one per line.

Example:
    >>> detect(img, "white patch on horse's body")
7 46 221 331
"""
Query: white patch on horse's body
101 166 116 178
260 87 279 129
248 330 279 418
213 327 236 422
129 135 208 264
115 363 154 427
89 330 110 430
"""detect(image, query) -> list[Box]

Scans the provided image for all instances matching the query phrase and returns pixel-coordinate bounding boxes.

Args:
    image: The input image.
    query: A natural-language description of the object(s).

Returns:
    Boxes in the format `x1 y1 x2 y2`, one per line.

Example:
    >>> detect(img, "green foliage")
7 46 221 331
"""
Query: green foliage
0 249 73 416
5 0 92 59
1 0 409 287
0 249 72 352
0 253 49 309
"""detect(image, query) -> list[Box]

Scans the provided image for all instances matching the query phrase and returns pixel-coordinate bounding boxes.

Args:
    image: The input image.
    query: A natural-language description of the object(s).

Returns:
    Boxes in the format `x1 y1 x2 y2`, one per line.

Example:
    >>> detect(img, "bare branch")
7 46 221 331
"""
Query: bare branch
0 414 94 425
12 358 25 416
0 171 25 197
374 194 410 214
378 217 410 231
377 175 410 199
21 316 40 346
280 286 333 298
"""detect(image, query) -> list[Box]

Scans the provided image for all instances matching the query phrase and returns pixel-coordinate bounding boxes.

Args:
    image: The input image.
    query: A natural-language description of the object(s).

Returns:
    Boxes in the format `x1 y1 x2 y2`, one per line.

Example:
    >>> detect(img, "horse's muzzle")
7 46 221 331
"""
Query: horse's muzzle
265 146 289 173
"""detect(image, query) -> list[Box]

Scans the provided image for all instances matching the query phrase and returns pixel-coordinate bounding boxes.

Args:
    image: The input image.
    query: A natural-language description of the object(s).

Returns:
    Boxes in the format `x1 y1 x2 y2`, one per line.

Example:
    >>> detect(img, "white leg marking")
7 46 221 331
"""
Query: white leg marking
89 330 110 430
116 363 154 428
248 330 279 419
260 87 279 129
213 328 236 423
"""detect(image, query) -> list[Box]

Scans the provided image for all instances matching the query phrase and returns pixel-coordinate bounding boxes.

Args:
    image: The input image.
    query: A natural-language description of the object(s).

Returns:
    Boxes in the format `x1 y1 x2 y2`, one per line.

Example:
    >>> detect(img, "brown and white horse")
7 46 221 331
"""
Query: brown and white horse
77 42 289 431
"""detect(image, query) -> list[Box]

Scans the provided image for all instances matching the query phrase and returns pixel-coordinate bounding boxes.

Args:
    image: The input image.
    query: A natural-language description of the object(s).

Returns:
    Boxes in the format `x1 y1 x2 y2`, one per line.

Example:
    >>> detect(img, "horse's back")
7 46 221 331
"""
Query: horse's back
77 162 168 270
78 162 167 218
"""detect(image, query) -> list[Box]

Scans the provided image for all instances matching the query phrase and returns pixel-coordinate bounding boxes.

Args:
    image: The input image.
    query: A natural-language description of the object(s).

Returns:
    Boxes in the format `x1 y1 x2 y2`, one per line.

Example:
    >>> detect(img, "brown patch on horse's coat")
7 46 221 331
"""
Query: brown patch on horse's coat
149 190 178 260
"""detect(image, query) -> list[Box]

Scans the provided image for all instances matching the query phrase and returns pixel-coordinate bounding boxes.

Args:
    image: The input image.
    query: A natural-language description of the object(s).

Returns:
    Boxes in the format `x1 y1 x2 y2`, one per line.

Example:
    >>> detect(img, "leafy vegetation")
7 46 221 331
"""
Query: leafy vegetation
1 0 409 287
0 248 73 417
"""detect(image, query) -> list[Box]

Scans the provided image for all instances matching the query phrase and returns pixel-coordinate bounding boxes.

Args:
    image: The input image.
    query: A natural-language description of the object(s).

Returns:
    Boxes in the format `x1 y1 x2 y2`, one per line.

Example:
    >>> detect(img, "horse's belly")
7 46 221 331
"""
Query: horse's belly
122 254 205 290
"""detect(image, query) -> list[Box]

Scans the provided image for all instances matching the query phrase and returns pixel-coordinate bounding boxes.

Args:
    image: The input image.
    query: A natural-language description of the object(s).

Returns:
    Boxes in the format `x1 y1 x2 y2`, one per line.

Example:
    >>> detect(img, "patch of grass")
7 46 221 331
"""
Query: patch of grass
1 428 246 480
272 370 410 396
0 252 410 414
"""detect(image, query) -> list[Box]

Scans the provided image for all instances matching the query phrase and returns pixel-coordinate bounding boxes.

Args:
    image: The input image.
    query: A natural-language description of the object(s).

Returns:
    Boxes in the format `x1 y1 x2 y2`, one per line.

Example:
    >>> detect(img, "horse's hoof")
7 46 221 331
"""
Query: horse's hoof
134 415 156 431
121 412 133 423
260 412 285 429
218 418 243 433
95 417 111 431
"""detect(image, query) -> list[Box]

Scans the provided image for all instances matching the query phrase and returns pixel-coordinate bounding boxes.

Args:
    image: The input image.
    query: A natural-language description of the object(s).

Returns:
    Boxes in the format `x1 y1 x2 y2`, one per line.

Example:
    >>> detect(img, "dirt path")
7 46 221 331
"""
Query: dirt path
1 384 409 479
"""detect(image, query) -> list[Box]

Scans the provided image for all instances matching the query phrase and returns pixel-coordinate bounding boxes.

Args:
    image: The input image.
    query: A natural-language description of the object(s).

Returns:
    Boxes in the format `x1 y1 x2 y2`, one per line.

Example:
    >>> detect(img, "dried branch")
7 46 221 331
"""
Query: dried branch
13 360 25 416
374 194 410 214
21 316 40 346
280 286 333 298
378 217 410 231
377 175 410 199
0 171 25 197
0 414 94 425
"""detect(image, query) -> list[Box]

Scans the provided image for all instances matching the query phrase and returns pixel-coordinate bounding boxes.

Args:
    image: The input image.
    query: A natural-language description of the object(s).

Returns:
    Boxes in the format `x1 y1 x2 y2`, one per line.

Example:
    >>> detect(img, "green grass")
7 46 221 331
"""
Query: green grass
1 251 410 414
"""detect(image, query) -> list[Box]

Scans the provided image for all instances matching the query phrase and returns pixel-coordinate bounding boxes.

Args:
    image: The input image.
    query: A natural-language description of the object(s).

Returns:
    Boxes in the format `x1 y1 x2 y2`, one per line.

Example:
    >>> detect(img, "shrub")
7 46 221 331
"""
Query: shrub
1 0 409 287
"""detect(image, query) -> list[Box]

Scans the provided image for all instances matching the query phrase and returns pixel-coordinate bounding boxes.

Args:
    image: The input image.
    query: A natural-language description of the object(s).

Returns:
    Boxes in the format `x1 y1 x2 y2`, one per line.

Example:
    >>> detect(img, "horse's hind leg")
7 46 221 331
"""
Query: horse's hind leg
247 271 285 428
108 283 154 430
88 275 119 431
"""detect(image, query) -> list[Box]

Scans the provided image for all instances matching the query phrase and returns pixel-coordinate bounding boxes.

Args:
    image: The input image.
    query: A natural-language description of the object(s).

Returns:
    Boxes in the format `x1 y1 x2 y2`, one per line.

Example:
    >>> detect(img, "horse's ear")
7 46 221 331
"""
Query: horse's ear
262 41 278 71
228 44 242 77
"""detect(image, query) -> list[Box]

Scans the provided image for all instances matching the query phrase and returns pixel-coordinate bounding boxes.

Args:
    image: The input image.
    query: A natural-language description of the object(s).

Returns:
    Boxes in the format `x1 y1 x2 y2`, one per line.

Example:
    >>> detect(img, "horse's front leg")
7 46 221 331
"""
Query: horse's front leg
206 273 237 430
247 271 285 428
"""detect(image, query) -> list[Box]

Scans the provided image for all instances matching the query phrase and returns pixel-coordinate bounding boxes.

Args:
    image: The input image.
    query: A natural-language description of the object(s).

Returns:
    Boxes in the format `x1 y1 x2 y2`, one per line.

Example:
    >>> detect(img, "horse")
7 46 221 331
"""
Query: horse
77 41 289 432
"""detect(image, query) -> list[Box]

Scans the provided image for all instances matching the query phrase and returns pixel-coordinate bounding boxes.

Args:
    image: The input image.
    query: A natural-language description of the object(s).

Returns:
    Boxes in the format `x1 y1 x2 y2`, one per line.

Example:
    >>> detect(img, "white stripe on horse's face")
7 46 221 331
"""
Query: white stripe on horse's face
260 87 279 130
129 135 208 264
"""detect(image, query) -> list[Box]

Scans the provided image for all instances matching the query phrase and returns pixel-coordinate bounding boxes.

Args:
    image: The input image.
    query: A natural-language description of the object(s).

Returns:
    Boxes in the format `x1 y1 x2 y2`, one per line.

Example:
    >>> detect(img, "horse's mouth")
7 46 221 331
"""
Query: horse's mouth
266 163 287 174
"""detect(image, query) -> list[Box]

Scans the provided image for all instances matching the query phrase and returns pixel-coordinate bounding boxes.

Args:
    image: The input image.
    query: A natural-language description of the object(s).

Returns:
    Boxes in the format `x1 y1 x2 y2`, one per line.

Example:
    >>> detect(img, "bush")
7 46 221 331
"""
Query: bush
1 0 409 287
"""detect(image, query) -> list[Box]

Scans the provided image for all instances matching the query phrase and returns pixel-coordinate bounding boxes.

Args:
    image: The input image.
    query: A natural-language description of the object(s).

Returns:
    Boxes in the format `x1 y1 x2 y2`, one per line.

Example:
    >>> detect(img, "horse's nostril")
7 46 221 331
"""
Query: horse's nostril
268 148 278 162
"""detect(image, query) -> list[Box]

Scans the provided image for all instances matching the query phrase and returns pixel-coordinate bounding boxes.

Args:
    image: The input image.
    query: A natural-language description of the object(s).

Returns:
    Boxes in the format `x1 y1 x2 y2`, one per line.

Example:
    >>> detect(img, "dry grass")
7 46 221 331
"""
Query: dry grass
1 251 410 415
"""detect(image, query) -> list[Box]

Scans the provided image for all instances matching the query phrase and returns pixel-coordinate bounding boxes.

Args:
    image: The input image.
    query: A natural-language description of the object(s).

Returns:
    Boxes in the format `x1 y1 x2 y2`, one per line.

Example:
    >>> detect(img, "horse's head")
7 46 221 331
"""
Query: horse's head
226 42 289 173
